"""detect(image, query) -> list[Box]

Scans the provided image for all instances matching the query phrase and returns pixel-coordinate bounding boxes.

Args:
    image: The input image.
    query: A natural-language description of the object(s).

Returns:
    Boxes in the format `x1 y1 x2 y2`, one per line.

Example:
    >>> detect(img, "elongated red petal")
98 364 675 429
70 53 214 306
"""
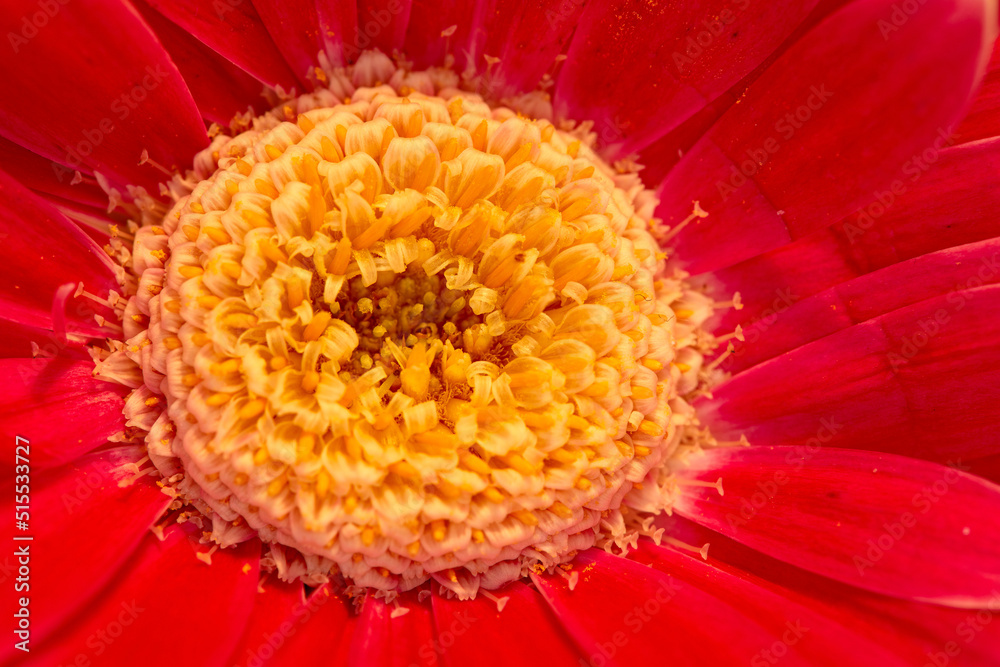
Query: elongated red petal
653 514 1000 665
0 359 127 472
0 446 169 664
957 40 1000 143
356 0 413 56
345 594 438 666
630 541 910 666
433 581 584 667
659 0 995 274
249 0 324 79
0 169 117 329
403 0 493 70
0 0 208 192
531 549 789 665
135 0 268 124
0 317 89 359
315 0 361 65
479 0 586 96
707 137 1000 341
0 136 107 208
144 0 302 89
262 583 355 666
675 446 1000 607
702 286 1000 462
32 526 260 666
224 578 309 666
555 0 818 157
719 238 1000 373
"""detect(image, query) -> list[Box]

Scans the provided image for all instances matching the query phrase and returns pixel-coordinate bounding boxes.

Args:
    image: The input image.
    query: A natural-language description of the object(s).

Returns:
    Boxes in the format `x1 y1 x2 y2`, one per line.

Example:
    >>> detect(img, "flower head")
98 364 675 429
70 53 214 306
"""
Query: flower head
2 0 1000 665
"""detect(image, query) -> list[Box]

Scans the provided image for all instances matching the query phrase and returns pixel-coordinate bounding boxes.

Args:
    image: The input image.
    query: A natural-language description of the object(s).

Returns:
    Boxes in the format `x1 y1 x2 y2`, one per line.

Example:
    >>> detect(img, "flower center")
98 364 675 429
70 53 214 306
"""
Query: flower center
100 54 719 597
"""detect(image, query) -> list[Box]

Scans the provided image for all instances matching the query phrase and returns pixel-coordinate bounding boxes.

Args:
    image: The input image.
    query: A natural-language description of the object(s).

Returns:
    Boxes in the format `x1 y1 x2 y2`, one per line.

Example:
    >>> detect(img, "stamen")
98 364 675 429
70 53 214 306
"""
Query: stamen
105 71 726 596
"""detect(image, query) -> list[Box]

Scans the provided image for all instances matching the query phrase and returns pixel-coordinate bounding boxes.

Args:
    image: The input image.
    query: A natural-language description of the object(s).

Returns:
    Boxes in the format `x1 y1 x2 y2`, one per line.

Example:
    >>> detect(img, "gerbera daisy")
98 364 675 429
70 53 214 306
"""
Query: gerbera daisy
2 0 1000 665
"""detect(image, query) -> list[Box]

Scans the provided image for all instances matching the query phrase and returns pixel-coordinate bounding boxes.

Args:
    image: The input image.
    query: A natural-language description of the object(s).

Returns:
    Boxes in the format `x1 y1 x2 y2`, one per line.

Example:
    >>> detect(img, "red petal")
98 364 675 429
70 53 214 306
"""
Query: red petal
636 0 857 185
0 169 118 328
0 136 107 208
33 526 260 666
251 0 326 75
0 359 127 472
659 0 995 274
0 317 89 359
347 594 438 666
956 39 1000 143
719 238 1000 373
135 0 268 125
144 0 302 89
356 0 413 56
702 286 1000 462
402 0 493 70
531 549 791 665
480 0 586 95
676 446 1000 607
0 1 208 193
653 514 1000 665
223 578 310 666
555 0 818 157
630 541 910 666
266 583 355 666
315 0 361 65
433 581 584 667
0 446 169 664
707 137 1000 342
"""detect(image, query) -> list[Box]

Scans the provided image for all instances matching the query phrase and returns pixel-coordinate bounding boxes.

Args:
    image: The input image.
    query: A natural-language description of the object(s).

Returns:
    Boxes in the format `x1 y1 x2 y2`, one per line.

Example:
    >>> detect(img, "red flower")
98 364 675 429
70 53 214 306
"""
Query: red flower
1 0 999 665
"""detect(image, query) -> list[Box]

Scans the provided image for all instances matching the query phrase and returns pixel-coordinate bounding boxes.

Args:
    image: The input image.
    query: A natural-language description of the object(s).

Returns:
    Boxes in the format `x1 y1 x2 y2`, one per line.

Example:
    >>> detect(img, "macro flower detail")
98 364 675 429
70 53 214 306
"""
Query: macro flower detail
101 61 719 594
2 0 1000 665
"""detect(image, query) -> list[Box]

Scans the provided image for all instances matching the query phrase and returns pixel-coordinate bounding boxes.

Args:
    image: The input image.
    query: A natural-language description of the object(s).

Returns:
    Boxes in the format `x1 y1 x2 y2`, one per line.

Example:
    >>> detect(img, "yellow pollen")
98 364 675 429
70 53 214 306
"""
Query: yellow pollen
632 386 655 400
260 239 287 265
204 228 231 245
117 78 718 595
239 399 266 420
206 392 230 407
264 144 283 161
638 421 663 437
301 371 320 393
303 311 332 341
